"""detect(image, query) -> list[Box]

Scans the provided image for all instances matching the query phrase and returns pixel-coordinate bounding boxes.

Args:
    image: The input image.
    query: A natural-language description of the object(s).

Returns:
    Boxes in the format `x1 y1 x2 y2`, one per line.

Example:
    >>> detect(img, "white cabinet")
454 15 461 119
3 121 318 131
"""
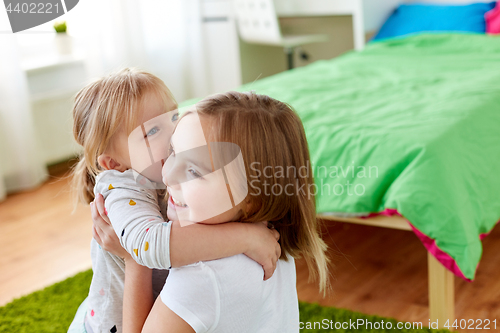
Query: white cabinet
24 57 86 165
201 0 242 94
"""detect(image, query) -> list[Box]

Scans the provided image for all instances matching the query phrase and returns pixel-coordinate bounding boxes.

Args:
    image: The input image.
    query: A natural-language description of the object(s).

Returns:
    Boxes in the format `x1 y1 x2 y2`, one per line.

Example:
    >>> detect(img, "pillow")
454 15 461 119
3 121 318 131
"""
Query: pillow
485 2 500 33
373 2 496 41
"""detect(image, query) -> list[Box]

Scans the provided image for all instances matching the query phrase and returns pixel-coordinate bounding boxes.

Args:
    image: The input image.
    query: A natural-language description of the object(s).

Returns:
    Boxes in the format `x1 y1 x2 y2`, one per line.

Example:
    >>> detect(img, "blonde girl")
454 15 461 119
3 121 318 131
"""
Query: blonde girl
94 91 329 332
68 70 281 333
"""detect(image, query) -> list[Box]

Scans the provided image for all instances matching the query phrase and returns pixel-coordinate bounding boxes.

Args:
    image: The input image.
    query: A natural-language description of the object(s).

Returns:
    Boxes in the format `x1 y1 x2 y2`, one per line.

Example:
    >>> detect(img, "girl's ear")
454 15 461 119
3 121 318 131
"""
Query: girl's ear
97 154 127 172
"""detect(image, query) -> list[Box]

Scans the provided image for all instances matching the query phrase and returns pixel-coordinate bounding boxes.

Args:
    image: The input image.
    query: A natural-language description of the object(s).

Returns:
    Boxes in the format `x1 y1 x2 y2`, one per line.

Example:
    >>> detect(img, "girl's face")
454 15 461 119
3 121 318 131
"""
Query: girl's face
122 92 178 184
162 113 245 225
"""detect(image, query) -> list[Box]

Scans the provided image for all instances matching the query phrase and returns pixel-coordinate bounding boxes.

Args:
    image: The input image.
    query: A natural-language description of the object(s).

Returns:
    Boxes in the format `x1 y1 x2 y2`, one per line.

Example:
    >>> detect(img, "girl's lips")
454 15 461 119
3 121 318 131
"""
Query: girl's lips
168 193 188 209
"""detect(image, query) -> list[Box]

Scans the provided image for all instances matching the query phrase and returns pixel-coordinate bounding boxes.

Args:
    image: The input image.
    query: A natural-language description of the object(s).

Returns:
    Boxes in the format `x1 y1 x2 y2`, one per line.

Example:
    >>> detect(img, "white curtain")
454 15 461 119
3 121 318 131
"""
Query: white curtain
0 11 48 201
69 0 211 102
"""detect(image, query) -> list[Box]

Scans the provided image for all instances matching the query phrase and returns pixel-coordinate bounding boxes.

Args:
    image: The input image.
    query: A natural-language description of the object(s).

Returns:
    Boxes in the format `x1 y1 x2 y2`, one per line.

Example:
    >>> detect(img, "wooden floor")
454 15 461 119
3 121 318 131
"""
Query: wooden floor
1 174 499 332
0 173 92 306
296 224 500 332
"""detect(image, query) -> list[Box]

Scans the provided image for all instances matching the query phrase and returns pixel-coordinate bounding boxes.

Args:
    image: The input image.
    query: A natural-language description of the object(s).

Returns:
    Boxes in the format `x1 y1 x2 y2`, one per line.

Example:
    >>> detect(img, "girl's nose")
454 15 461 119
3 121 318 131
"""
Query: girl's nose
162 154 179 187
161 157 172 186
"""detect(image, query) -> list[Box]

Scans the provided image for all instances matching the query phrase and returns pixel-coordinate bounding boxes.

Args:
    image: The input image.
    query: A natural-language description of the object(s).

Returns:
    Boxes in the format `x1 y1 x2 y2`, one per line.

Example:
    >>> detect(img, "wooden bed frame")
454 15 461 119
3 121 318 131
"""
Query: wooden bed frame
318 214 454 330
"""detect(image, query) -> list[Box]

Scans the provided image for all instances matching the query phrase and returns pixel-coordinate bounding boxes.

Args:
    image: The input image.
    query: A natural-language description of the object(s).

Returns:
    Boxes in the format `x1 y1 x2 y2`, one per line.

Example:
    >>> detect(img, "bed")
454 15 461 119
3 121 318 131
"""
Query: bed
234 32 500 326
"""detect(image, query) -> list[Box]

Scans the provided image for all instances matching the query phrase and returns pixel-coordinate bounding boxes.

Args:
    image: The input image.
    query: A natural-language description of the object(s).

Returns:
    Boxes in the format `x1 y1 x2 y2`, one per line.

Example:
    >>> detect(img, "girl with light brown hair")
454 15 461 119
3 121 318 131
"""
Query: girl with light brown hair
68 70 281 333
93 91 330 332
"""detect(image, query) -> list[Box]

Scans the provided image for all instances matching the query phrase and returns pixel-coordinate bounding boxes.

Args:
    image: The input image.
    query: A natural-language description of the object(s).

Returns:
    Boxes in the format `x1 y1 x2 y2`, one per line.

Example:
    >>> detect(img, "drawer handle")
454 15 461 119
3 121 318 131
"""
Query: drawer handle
202 17 229 23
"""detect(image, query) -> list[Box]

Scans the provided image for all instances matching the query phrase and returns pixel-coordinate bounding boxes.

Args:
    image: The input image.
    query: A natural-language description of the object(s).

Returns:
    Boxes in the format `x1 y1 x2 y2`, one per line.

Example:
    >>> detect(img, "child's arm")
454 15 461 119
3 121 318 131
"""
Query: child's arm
94 171 173 270
93 193 281 279
123 258 153 333
91 210 154 333
169 220 281 279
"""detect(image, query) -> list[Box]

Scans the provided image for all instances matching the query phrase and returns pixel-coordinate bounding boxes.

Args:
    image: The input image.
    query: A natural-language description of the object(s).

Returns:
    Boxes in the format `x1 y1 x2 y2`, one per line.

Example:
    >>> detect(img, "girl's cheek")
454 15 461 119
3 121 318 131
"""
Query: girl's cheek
182 184 204 209
150 162 164 184
185 180 233 222
179 183 205 222
167 206 177 221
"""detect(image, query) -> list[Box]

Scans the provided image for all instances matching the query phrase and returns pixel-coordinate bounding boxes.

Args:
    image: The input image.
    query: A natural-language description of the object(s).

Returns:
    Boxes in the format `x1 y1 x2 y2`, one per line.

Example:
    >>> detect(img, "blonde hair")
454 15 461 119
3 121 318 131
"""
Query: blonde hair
192 91 330 294
71 68 177 205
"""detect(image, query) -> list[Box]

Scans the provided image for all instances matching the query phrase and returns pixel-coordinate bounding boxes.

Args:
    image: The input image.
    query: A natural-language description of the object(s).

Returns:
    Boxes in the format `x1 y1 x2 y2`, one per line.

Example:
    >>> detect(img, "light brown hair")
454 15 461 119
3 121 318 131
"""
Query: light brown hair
192 91 330 293
71 68 176 205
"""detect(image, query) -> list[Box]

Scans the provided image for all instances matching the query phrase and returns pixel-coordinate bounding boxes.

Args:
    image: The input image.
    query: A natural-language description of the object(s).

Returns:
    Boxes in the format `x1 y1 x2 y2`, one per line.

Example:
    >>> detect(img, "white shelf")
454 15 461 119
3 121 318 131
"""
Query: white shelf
30 86 81 103
22 53 85 74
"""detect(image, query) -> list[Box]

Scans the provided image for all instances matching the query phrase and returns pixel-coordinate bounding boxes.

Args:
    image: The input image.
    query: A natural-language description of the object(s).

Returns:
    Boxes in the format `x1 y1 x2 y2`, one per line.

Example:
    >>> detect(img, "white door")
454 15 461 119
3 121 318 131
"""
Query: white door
202 0 242 94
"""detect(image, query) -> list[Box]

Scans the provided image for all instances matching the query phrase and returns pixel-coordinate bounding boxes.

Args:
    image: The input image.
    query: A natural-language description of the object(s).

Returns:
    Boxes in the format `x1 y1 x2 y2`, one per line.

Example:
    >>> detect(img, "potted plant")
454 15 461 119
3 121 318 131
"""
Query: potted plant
53 21 72 55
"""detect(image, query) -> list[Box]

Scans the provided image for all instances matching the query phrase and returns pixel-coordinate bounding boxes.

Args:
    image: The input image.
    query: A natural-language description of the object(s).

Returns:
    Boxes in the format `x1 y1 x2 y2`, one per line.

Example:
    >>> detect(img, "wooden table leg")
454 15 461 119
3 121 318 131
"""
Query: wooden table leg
428 252 455 330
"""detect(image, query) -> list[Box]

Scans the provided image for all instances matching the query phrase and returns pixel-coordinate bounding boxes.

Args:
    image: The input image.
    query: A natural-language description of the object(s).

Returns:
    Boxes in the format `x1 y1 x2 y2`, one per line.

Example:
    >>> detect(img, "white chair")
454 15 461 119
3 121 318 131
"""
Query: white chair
233 0 328 70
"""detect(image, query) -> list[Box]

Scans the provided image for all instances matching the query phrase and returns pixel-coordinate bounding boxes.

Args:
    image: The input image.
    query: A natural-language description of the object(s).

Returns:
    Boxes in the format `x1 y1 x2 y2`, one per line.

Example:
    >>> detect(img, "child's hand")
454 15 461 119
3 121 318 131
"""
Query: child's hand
91 194 130 260
244 222 281 280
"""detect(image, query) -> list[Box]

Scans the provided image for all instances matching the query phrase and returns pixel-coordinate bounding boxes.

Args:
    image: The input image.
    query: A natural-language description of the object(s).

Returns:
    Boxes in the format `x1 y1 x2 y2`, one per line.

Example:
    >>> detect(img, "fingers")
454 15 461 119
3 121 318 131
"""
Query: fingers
93 222 117 253
262 259 277 281
275 242 281 261
95 194 111 225
91 201 110 231
261 221 279 241
92 225 103 246
263 266 270 280
271 228 280 241
90 201 99 222
262 225 281 280
263 240 281 281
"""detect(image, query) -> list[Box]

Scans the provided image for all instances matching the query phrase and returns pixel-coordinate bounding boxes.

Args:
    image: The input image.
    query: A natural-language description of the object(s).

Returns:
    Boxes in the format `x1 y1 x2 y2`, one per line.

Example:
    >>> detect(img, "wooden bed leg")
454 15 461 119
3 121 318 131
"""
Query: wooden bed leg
428 252 455 330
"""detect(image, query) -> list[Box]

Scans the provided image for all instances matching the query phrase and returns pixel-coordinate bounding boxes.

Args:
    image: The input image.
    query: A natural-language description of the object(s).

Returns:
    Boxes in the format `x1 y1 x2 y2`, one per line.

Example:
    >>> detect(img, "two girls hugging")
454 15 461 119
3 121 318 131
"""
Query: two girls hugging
68 68 329 333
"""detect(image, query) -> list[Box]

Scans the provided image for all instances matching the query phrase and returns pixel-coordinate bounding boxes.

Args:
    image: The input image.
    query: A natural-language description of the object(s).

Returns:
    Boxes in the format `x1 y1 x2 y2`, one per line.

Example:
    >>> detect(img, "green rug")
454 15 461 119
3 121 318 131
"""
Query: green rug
0 270 448 333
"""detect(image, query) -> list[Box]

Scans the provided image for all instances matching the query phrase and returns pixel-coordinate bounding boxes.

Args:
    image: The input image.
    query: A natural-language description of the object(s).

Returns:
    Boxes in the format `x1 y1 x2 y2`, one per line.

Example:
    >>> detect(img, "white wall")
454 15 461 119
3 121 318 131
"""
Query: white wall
363 0 401 32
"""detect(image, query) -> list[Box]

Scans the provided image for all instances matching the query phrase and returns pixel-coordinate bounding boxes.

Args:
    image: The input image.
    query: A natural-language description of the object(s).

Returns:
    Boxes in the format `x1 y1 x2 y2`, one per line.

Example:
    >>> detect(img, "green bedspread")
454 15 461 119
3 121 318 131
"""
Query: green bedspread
236 33 500 280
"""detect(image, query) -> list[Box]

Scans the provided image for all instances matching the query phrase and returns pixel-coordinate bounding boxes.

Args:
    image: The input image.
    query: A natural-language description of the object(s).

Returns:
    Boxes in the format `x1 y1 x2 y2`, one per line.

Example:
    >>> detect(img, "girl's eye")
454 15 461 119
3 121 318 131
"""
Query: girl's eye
171 113 179 122
168 144 174 156
146 126 160 137
188 168 202 178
